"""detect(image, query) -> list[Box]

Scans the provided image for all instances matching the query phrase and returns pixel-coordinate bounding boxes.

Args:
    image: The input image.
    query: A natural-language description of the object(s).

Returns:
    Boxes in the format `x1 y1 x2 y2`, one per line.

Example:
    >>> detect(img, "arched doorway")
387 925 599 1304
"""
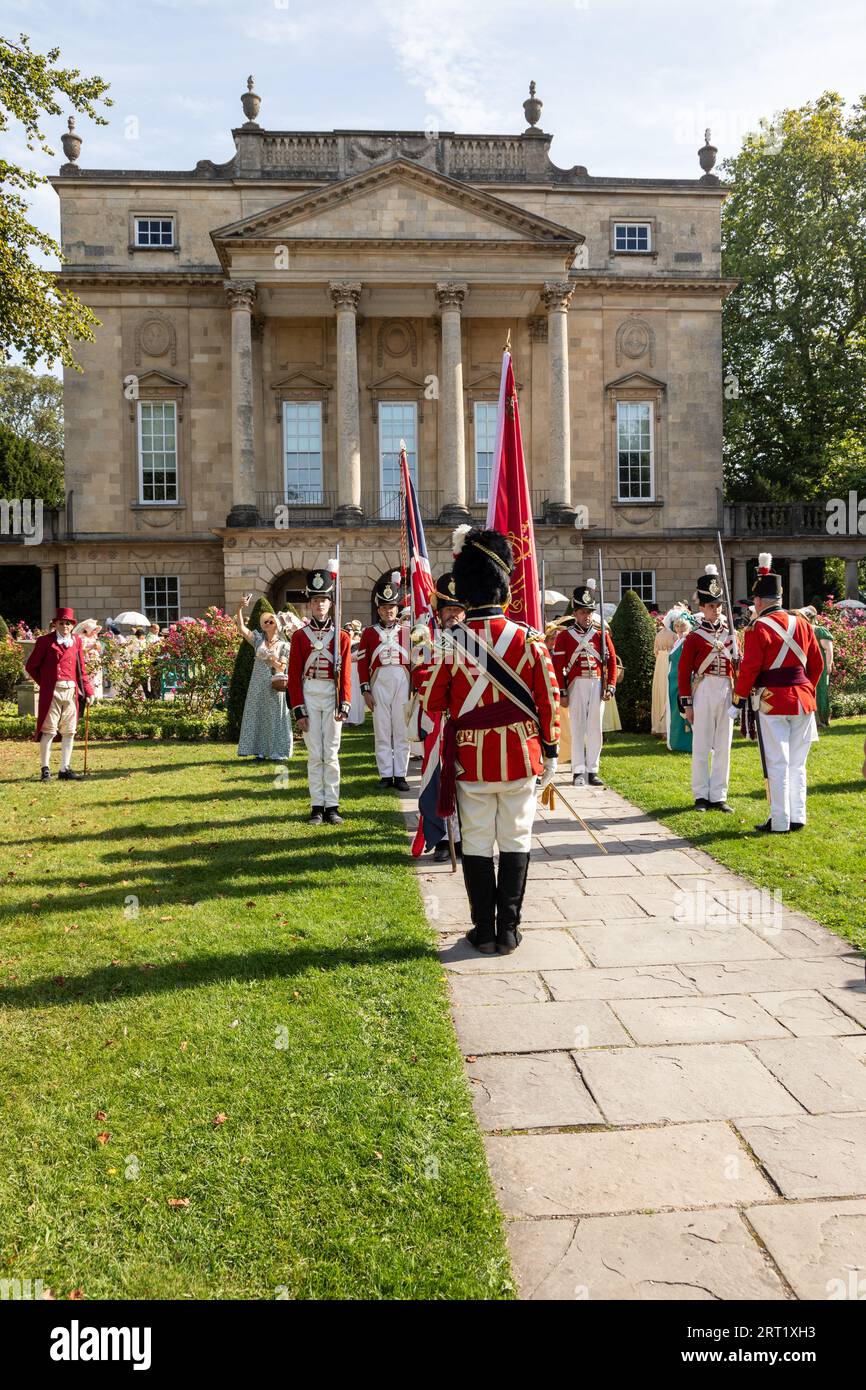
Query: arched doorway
268 568 307 615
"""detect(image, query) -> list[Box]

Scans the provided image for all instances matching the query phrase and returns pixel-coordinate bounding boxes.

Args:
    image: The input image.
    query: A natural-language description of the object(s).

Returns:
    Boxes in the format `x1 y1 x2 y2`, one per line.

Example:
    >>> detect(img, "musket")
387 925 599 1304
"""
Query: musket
715 530 740 674
597 548 608 702
332 543 342 716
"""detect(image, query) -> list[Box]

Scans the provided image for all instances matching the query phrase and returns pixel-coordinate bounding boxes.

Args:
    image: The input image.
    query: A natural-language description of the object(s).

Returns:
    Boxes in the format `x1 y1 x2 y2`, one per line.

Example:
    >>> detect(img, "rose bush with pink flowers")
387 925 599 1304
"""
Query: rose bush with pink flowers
819 603 866 692
136 608 241 714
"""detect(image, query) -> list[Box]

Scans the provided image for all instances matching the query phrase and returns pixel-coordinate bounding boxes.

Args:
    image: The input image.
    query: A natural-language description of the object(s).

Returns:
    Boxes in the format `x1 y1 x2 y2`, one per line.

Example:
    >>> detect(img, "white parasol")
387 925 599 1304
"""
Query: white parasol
112 610 150 630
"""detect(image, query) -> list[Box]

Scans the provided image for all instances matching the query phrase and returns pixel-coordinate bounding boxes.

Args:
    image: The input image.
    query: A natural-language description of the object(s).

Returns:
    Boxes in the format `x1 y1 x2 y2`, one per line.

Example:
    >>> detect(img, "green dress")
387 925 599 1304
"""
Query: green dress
814 624 832 727
667 639 693 753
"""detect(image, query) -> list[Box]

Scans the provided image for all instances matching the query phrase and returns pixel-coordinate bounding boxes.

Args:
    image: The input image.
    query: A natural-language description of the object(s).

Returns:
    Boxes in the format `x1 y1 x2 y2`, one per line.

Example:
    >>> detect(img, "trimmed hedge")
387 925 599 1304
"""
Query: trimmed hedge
0 705 229 741
609 589 657 732
226 595 274 741
830 689 866 718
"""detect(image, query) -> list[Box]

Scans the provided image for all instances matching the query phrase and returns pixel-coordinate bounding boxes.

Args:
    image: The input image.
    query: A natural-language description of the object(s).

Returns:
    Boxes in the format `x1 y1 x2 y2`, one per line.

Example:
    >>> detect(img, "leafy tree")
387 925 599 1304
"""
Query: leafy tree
0 365 62 454
609 590 656 733
0 419 64 504
722 93 866 500
1 33 111 367
226 596 274 740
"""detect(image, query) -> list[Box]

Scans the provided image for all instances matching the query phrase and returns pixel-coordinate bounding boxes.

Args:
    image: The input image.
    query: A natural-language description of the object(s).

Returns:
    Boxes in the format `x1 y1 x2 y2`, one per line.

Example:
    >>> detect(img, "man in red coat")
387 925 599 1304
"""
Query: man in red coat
732 552 824 833
287 566 352 825
25 607 94 782
677 565 738 812
357 570 411 791
416 528 560 955
548 579 617 787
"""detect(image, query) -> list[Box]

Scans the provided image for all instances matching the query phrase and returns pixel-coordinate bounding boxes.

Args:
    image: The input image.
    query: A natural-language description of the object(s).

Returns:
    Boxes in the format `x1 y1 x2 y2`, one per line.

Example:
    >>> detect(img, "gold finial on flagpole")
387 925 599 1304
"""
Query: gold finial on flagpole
503 329 512 355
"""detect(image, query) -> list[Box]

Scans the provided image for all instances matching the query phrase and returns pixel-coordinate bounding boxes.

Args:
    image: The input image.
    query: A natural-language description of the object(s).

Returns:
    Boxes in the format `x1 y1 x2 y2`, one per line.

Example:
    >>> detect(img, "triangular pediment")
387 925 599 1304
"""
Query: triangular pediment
605 371 667 392
212 159 582 249
134 369 188 390
366 370 428 392
270 369 333 392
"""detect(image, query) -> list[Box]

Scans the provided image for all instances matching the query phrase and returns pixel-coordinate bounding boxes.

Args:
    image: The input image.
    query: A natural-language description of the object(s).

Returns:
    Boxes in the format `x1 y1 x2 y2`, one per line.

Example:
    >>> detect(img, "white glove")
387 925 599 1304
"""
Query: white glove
726 704 740 721
539 757 558 791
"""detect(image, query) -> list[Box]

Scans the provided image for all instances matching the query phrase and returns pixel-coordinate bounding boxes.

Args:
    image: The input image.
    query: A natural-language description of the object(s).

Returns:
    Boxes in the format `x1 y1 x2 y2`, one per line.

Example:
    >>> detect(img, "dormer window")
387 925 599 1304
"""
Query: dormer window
613 221 652 254
134 217 175 248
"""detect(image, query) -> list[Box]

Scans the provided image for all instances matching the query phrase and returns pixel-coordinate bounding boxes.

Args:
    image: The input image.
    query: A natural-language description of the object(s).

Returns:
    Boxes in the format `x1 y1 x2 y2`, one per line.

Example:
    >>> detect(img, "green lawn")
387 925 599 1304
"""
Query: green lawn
602 716 866 953
0 729 512 1300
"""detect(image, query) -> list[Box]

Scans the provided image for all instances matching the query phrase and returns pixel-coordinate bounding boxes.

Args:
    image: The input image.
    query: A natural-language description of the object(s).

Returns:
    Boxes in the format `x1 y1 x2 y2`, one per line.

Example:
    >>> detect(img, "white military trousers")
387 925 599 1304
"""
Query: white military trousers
302 678 343 809
371 665 410 778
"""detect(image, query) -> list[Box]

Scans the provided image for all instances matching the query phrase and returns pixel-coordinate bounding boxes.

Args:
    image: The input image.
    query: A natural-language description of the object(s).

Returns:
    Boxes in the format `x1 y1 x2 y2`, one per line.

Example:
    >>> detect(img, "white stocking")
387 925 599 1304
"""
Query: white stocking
60 734 75 771
40 733 54 768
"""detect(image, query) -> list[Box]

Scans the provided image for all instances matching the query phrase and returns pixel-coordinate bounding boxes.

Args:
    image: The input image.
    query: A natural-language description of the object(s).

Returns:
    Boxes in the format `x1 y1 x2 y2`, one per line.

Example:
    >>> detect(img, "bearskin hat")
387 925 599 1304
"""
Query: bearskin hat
451 526 514 608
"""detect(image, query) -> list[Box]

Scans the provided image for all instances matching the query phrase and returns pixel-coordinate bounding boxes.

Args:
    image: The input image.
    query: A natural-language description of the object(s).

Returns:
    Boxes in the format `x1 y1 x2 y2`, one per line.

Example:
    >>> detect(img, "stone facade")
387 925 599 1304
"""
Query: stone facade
7 85 767 624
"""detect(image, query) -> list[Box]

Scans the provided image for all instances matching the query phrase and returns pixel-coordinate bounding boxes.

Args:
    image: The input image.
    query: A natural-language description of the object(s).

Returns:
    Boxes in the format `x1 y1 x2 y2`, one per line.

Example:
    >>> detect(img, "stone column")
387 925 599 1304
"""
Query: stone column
435 282 470 524
788 558 804 608
542 281 575 522
40 565 56 629
224 279 259 527
732 557 748 606
845 557 861 599
329 282 364 525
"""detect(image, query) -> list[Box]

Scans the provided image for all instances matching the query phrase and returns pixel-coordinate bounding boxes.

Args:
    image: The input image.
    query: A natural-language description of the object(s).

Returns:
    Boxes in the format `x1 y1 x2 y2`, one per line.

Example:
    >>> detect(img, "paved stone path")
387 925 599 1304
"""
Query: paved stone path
402 778 866 1301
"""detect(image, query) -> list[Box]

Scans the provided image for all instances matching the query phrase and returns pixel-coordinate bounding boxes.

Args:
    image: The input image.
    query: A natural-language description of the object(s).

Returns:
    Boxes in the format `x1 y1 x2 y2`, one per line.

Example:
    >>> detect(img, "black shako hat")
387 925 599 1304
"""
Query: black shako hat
432 572 461 609
696 564 724 603
752 551 783 600
451 525 514 608
572 577 598 611
304 567 336 598
373 570 402 606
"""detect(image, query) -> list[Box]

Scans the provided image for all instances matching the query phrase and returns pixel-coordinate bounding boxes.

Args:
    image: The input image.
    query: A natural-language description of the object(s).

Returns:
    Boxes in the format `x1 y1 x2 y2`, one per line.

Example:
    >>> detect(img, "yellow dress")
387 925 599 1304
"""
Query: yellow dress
651 626 675 735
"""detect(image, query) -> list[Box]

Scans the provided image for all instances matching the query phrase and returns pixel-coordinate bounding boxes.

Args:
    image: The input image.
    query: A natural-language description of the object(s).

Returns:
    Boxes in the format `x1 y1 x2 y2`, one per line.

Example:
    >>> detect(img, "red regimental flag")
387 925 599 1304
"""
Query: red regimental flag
486 350 541 631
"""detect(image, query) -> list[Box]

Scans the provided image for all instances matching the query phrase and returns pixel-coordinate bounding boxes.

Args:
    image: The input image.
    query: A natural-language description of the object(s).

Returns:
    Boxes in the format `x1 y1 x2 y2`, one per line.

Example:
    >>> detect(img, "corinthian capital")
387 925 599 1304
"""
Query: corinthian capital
224 279 257 312
541 280 574 313
329 281 362 312
435 281 469 311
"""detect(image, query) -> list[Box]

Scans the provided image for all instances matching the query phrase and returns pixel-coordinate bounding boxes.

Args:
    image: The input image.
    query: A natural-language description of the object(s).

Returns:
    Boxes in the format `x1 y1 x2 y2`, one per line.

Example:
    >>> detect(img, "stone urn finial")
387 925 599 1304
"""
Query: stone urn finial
698 128 718 176
61 115 82 167
523 80 543 133
241 75 261 127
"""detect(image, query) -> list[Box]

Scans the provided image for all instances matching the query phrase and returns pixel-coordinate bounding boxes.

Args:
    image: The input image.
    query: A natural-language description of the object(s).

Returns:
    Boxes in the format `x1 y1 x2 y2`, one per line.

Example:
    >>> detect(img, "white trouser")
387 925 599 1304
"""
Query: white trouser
371 665 410 778
691 674 733 802
303 679 342 808
759 712 817 832
456 777 537 857
568 677 603 775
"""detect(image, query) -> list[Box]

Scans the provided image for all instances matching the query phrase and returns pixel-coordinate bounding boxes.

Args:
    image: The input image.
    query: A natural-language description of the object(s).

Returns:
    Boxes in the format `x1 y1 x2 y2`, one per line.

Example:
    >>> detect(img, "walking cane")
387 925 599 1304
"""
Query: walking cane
446 815 458 872
83 701 90 775
540 782 609 853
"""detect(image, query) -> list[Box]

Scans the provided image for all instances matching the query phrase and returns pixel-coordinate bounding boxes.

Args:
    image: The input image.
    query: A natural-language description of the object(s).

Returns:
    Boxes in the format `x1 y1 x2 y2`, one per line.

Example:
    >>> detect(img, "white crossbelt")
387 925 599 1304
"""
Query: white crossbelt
457 621 519 717
563 626 602 679
757 614 808 669
303 628 334 679
695 625 734 677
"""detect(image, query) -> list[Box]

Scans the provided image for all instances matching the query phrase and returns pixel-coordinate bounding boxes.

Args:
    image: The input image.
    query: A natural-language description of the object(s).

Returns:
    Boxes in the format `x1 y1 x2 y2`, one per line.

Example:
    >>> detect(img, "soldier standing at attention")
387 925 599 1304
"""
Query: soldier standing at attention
287 567 352 825
732 553 824 833
548 578 617 787
677 564 737 812
416 528 559 956
358 571 411 791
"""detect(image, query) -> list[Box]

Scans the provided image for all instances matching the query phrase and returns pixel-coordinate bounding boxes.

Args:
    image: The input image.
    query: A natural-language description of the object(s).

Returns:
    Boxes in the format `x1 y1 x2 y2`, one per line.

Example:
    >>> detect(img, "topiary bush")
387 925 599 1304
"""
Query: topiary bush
226 595 274 740
609 589 657 732
0 614 8 639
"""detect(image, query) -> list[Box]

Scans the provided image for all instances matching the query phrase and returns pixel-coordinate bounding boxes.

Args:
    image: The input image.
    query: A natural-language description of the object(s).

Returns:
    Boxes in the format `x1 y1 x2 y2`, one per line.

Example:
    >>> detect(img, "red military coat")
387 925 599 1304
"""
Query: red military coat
549 621 617 693
677 620 736 699
734 608 823 716
357 622 409 691
287 622 352 717
25 631 94 739
417 607 560 782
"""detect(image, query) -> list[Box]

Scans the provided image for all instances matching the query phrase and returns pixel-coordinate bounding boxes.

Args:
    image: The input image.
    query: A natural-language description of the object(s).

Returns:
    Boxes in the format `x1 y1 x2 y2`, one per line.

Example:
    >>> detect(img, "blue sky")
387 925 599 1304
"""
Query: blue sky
7 0 866 256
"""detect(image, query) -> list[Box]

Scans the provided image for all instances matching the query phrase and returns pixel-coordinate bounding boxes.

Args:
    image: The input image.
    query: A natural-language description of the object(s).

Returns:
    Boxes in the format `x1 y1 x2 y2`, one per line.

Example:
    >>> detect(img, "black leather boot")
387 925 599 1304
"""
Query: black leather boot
496 851 530 954
461 854 497 954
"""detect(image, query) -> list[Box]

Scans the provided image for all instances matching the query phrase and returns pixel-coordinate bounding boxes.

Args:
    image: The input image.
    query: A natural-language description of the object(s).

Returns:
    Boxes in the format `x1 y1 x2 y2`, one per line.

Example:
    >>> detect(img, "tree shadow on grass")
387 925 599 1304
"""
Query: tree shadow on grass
0 939 437 1011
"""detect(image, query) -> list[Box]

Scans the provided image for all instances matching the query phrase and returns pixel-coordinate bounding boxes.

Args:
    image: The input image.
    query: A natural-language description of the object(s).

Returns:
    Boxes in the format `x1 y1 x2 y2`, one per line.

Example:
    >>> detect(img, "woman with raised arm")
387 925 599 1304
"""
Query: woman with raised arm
235 594 294 763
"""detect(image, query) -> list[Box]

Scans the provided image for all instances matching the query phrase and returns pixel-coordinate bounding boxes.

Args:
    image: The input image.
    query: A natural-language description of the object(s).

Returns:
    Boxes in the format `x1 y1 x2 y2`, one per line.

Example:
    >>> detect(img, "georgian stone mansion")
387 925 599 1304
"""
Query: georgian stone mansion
8 79 860 629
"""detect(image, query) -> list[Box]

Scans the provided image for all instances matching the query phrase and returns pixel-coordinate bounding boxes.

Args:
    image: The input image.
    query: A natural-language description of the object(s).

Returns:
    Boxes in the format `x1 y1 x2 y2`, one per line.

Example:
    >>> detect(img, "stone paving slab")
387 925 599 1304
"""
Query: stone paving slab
736 1114 866 1198
677 956 864 997
570 856 640 879
574 1044 804 1125
439 929 589 974
542 891 649 922
822 986 866 1029
746 1200 866 1301
447 972 549 1007
485 1123 774 1217
543 965 697 1002
747 1039 866 1113
574 874 685 897
466 1052 603 1131
839 1035 866 1062
609 994 790 1045
752 990 862 1037
508 1209 789 1301
571 920 780 968
452 999 631 1056
769 921 856 960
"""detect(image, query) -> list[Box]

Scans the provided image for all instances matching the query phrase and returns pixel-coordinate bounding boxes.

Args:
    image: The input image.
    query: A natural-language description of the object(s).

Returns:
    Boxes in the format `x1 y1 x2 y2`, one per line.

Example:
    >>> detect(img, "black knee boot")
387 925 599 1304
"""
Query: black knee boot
461 854 497 954
496 852 530 954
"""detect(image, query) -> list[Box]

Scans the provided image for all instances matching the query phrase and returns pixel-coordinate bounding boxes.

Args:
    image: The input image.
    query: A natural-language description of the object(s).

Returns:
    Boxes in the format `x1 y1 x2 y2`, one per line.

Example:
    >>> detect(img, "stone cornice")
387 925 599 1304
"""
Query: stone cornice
56 269 222 287
569 274 738 297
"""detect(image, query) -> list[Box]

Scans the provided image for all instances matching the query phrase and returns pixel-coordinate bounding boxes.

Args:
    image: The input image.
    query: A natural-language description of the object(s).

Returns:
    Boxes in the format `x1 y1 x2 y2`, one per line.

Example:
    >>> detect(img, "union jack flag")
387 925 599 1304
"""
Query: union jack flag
399 443 434 626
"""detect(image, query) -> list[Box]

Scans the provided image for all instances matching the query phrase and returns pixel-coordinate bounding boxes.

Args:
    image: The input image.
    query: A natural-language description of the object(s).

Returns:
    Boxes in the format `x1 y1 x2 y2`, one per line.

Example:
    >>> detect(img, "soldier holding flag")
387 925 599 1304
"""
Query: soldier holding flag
549 578 617 787
287 563 352 825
